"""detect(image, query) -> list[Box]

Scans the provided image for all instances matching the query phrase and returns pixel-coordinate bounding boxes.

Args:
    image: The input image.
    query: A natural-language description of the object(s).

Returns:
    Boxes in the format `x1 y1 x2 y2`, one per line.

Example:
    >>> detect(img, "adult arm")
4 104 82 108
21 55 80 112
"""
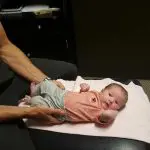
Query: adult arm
0 22 65 89
0 22 47 84
0 105 65 124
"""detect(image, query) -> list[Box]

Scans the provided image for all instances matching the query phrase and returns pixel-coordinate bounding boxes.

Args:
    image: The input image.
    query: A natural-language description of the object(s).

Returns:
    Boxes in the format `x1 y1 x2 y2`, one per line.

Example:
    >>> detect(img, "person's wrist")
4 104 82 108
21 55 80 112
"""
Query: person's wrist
43 77 51 81
23 107 36 118
35 76 50 84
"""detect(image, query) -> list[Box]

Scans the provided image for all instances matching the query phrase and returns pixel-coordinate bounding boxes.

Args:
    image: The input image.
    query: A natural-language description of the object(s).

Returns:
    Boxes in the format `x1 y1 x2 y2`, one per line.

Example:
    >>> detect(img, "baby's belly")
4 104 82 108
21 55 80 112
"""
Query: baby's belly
64 92 94 122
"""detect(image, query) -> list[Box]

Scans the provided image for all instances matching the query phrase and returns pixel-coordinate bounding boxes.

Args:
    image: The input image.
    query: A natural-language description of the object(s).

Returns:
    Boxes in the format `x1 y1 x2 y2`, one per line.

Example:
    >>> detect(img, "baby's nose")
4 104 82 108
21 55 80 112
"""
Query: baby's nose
109 98 114 103
107 99 112 105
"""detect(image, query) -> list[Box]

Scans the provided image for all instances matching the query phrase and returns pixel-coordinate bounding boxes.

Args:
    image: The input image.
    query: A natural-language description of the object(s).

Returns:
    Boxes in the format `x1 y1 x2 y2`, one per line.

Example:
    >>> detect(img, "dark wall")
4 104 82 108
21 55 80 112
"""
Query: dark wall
72 0 150 79
1 0 77 64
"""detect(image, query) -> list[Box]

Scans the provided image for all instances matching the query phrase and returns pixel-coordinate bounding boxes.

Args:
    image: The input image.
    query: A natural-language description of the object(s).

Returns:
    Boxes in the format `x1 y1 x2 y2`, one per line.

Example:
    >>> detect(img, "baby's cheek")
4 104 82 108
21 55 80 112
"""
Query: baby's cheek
102 103 109 109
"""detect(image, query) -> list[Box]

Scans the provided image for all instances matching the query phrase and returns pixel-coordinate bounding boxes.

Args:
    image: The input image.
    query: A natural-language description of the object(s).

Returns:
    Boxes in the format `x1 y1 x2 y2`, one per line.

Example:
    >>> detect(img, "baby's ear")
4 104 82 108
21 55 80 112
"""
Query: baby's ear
119 104 126 111
101 89 104 92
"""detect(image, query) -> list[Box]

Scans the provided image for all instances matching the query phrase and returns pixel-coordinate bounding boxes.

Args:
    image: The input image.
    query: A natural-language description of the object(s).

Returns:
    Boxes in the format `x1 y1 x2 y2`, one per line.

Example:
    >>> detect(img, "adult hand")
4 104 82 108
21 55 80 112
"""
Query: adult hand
28 107 66 125
52 80 65 90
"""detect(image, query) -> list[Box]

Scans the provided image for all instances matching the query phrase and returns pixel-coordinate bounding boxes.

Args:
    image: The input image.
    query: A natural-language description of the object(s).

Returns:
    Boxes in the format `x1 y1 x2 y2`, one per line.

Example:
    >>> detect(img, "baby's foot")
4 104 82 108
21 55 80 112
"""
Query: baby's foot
19 95 32 105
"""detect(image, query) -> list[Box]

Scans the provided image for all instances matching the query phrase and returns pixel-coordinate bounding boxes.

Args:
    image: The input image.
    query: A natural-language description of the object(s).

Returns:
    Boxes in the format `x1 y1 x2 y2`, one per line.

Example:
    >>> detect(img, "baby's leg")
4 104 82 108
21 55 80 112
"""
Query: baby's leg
31 95 66 122
38 80 64 96
30 95 49 107
30 80 58 97
19 95 32 105
30 82 41 96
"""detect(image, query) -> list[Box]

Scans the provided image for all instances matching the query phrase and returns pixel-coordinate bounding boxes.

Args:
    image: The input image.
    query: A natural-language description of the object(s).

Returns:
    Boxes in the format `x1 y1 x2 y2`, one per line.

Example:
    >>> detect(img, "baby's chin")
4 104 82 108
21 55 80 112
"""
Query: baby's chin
102 102 119 110
109 105 121 110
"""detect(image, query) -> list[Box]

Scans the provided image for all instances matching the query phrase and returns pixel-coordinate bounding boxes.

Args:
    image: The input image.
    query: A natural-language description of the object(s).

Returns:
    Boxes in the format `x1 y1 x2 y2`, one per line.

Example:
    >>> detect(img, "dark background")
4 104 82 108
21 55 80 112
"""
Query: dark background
0 0 77 64
1 0 150 79
72 0 150 79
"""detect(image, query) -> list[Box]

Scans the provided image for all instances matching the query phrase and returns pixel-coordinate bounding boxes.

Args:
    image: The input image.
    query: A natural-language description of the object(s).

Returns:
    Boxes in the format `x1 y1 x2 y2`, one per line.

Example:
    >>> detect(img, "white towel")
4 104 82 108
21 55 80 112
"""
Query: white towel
22 76 150 144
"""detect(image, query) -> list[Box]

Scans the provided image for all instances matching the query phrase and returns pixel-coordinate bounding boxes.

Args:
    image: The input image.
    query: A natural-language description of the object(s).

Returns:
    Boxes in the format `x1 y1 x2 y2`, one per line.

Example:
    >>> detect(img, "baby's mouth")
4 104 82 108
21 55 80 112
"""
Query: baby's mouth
103 102 109 109
105 100 110 105
106 102 110 107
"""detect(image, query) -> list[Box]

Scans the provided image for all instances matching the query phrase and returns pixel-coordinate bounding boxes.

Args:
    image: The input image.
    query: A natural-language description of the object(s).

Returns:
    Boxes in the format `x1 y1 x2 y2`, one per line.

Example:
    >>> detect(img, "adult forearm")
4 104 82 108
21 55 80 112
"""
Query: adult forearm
0 42 47 83
0 22 47 83
0 105 33 122
0 105 66 124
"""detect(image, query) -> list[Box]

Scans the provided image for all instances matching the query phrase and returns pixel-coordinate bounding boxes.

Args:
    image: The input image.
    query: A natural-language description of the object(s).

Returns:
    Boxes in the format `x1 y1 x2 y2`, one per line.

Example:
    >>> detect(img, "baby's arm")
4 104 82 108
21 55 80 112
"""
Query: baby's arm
80 83 90 92
96 110 118 125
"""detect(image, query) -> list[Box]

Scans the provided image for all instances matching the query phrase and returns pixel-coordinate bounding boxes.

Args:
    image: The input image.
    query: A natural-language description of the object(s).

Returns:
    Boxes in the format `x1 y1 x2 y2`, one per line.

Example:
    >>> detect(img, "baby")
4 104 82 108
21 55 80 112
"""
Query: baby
20 79 128 126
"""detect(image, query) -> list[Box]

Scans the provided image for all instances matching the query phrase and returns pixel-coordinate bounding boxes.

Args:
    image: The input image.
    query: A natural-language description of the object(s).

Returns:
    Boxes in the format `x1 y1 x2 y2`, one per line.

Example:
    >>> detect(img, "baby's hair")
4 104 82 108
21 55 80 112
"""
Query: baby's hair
103 83 128 103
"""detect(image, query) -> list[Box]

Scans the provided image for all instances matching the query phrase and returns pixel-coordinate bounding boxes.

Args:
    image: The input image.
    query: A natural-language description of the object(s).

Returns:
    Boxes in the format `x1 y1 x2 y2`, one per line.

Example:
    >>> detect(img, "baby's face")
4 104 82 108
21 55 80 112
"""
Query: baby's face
101 86 126 110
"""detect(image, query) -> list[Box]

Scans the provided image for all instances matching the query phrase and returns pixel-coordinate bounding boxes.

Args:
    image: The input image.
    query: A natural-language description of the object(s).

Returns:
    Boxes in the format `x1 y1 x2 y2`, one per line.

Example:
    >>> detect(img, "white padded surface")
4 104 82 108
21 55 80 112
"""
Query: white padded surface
21 76 150 144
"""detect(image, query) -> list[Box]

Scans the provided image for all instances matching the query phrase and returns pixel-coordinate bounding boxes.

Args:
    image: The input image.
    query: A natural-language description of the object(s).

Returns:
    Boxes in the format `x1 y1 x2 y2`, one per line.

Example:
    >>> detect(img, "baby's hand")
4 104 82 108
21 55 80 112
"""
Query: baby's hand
99 110 118 123
80 83 90 92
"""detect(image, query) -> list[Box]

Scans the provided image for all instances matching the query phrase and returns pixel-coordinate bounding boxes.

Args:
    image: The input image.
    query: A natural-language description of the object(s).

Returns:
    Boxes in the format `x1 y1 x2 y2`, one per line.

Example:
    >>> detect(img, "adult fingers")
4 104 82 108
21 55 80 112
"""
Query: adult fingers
33 114 63 125
53 80 65 90
47 115 64 124
48 108 66 115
